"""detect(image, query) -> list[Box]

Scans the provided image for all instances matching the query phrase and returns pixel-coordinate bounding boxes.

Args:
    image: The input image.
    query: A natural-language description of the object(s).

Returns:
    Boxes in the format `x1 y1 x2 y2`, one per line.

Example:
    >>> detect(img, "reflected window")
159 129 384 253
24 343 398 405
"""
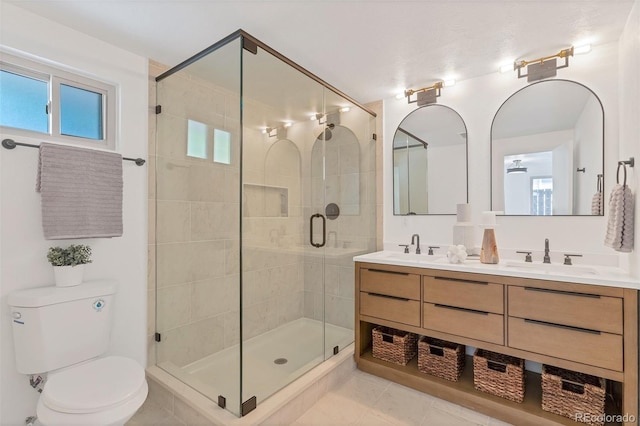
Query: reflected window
531 177 553 216
213 129 231 164
187 119 208 159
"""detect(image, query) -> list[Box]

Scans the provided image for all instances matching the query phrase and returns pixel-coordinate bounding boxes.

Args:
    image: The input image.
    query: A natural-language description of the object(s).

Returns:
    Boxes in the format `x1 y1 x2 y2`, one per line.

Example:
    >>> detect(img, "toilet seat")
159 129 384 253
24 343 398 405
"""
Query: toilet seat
42 356 145 414
37 356 148 426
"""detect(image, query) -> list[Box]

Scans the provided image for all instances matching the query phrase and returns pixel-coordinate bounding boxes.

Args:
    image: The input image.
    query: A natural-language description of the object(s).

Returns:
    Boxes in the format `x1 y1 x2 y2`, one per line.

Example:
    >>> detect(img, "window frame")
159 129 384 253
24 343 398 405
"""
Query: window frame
0 52 117 150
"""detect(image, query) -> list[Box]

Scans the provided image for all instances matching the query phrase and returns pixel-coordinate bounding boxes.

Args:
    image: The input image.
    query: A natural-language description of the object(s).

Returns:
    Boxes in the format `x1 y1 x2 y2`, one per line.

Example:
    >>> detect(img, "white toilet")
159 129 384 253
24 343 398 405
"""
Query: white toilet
8 280 148 426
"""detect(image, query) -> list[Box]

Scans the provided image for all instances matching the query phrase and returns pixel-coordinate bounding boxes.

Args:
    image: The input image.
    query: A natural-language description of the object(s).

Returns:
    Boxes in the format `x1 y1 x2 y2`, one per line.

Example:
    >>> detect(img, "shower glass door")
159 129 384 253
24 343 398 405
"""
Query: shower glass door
240 41 327 413
320 91 377 360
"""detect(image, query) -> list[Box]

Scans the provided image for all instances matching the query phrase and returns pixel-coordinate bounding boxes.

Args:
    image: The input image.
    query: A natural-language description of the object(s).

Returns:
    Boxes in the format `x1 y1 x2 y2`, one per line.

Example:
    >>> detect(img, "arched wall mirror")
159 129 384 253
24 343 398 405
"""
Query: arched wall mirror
393 105 468 215
491 80 604 216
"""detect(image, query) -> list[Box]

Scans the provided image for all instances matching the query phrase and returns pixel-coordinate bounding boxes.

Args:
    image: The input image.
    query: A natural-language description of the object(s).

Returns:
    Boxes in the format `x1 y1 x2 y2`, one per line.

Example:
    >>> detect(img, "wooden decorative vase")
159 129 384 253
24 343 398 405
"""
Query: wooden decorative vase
480 228 499 264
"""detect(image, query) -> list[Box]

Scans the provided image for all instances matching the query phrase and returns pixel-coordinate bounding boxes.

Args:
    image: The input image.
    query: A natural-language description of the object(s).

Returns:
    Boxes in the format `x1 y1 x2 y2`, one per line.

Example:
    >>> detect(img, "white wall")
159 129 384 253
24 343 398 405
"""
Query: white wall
384 41 621 264
619 0 640 278
0 4 148 424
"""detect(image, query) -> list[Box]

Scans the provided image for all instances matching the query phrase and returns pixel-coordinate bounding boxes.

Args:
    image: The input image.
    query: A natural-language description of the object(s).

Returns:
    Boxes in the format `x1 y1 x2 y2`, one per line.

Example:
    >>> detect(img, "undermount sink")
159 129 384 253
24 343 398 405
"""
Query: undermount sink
504 260 599 276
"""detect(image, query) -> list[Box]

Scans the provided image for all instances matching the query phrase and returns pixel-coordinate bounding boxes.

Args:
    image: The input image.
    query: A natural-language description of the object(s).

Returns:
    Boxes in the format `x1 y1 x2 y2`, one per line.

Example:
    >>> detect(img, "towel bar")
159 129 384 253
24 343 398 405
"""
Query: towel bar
2 138 146 166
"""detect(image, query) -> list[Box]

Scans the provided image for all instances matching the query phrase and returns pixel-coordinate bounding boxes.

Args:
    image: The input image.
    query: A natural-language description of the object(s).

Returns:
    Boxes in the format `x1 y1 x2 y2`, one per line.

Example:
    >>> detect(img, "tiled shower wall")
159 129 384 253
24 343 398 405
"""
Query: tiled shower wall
148 60 242 368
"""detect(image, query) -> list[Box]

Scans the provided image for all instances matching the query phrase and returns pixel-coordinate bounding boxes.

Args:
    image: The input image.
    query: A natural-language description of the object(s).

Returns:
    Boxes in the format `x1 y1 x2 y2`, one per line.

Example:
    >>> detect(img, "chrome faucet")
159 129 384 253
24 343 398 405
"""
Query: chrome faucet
543 238 551 263
411 234 421 254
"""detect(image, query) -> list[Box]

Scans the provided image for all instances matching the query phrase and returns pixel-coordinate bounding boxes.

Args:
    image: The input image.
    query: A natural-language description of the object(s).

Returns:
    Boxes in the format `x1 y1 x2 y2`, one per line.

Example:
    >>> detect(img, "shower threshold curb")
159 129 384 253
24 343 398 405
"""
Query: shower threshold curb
146 343 356 425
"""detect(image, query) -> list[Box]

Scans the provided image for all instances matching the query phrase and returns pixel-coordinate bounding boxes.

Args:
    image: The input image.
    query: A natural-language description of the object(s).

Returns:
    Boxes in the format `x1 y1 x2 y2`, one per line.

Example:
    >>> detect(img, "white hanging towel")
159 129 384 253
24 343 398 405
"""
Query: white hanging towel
36 143 123 239
604 184 634 252
591 191 603 215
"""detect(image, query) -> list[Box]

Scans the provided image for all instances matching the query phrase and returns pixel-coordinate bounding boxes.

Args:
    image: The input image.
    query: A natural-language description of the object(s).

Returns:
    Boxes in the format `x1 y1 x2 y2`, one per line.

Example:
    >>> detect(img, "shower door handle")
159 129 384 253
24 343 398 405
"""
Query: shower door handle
310 213 326 248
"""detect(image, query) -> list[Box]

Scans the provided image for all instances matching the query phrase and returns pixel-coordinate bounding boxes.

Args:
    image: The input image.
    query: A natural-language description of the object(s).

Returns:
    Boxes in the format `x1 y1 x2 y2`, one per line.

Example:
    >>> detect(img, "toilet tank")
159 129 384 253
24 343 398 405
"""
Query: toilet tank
7 280 116 375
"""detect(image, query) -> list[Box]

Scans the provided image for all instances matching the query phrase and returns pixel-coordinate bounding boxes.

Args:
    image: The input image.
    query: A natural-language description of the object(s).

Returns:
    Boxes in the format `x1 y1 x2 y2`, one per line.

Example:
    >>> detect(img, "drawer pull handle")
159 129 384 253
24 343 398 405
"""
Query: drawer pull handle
523 287 600 299
523 319 601 335
367 269 410 276
368 292 410 302
434 277 488 285
434 304 489 315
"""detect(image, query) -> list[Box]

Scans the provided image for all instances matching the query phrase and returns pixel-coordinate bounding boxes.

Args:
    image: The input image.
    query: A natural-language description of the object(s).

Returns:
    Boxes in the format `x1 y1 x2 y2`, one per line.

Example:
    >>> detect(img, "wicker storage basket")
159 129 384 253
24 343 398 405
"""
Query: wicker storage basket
418 337 465 382
541 365 606 426
473 349 525 403
372 326 417 366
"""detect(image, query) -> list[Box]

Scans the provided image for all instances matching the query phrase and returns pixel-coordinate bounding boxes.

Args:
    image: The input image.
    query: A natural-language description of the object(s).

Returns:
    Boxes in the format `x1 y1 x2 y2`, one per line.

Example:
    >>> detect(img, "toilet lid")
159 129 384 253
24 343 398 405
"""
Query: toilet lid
42 356 145 414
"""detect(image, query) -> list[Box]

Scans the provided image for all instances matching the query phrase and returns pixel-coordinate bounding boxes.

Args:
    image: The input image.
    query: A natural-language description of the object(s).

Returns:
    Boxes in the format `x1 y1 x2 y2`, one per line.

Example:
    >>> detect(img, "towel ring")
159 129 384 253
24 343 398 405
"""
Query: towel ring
617 162 627 186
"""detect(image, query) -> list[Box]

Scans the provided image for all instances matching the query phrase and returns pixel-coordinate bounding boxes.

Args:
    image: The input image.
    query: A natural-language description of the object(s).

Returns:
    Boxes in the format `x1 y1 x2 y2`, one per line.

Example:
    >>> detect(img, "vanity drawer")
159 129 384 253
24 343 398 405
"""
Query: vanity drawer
423 302 504 345
423 276 503 314
361 268 420 300
508 317 623 371
360 292 421 327
508 286 623 334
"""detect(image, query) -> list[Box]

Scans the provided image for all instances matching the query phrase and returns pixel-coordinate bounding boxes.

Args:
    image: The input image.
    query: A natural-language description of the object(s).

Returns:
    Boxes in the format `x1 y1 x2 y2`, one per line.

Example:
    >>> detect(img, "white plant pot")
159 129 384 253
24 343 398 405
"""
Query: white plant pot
53 265 85 287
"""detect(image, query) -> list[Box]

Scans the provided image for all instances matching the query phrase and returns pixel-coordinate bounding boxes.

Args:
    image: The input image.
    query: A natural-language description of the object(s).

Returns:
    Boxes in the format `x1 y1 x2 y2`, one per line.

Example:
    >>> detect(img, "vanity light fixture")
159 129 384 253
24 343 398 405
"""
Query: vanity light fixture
513 45 592 82
506 159 528 174
283 122 292 128
404 81 444 106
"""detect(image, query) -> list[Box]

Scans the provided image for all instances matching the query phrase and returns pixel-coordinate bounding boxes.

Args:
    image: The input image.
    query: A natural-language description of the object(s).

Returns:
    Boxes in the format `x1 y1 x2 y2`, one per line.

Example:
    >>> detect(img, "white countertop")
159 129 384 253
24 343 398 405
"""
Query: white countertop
354 251 640 290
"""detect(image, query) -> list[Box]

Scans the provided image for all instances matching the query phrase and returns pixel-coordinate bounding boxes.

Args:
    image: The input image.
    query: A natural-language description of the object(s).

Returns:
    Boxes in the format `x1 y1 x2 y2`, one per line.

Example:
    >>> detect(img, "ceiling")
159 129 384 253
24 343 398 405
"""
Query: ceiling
5 0 634 105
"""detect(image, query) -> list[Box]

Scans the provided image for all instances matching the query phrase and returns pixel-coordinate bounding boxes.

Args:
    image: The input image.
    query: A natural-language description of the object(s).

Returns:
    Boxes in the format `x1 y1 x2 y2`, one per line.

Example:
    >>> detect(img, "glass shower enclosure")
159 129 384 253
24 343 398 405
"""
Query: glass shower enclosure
153 30 377 416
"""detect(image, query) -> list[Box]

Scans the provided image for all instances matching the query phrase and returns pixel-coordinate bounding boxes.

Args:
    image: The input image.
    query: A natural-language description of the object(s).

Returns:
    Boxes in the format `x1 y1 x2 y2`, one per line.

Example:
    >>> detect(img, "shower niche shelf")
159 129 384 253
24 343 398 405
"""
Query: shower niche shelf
354 262 638 426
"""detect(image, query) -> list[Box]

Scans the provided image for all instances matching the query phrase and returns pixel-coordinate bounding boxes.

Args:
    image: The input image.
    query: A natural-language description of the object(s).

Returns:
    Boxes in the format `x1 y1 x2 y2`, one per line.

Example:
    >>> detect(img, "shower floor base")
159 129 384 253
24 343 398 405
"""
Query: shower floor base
157 318 352 416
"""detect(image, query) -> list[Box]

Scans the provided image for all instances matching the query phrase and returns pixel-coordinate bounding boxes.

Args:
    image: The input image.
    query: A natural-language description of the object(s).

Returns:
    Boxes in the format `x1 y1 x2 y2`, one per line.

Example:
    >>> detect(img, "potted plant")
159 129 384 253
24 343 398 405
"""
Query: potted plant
47 244 92 287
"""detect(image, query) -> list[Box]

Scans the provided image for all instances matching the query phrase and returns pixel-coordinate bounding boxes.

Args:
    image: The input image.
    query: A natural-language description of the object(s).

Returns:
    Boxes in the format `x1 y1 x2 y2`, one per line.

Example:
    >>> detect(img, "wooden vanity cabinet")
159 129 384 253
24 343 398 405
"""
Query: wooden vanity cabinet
355 261 639 426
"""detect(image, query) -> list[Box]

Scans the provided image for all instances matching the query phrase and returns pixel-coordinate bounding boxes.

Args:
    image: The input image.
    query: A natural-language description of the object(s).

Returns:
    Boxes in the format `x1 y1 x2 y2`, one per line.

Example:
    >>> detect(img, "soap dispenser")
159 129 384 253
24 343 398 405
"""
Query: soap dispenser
480 211 500 264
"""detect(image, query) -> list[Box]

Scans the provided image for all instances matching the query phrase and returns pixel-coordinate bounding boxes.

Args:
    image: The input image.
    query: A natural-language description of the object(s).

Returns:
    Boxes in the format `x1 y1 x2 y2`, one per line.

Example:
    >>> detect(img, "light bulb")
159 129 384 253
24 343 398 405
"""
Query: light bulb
573 44 591 55
443 79 456 87
340 107 351 113
499 63 513 73
284 122 292 128
395 92 405 100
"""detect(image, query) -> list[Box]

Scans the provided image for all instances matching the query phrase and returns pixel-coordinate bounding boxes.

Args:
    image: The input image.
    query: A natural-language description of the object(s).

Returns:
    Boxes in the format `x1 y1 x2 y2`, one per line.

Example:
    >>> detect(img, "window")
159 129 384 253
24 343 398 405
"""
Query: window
213 129 231 164
531 177 553 215
0 53 116 149
187 119 208 159
186 120 231 164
